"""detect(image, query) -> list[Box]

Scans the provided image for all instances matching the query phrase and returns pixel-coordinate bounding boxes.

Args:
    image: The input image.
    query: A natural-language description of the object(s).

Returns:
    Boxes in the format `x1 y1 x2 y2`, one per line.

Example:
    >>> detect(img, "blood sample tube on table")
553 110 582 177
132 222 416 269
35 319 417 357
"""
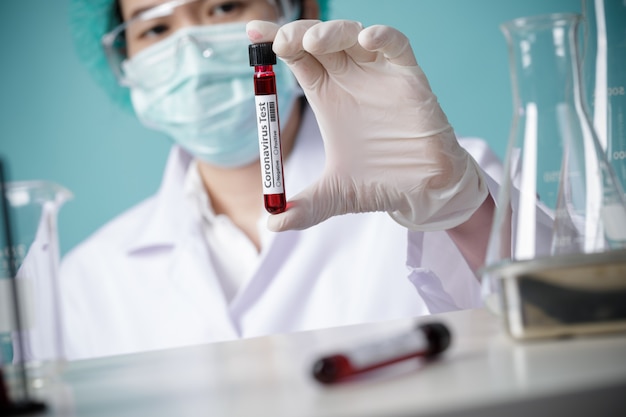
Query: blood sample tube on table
249 42 287 214
312 322 451 384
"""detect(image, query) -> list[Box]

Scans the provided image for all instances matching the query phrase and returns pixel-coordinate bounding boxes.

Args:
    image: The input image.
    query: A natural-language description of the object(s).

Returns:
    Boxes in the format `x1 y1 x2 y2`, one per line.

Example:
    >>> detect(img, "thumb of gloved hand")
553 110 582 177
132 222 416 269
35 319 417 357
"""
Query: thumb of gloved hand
247 20 488 232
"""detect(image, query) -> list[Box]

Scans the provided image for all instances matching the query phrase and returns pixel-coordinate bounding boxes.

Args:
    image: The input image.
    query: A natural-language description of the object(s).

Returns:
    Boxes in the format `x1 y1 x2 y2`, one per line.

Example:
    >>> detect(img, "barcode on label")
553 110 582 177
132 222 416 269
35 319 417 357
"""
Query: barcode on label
269 101 277 122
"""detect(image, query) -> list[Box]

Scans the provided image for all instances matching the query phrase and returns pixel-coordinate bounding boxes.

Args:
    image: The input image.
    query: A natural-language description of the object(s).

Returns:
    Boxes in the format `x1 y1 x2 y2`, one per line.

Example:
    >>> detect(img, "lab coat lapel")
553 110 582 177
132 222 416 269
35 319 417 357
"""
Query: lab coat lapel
168 224 240 340
127 145 240 340
228 230 301 323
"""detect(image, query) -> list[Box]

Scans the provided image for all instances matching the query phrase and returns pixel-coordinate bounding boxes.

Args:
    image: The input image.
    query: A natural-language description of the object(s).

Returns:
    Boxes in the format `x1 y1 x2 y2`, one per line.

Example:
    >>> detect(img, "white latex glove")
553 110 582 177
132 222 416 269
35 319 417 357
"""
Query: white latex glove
247 20 488 232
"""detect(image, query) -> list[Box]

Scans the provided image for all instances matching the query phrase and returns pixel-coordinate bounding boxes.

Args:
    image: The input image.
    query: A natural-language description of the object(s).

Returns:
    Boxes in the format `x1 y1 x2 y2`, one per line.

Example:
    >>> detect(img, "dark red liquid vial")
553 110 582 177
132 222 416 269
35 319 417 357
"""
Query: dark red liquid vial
312 322 451 384
249 43 287 214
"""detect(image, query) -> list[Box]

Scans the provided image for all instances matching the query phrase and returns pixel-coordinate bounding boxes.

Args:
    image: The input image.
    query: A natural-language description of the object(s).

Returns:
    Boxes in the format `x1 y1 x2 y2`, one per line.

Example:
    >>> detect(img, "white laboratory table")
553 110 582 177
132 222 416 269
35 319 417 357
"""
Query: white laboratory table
42 308 626 417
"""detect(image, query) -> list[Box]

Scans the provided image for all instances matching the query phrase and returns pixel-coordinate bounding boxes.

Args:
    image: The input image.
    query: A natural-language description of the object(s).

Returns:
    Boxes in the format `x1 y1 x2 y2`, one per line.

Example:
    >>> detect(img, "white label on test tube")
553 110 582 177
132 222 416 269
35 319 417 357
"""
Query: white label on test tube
254 94 284 195
346 330 428 369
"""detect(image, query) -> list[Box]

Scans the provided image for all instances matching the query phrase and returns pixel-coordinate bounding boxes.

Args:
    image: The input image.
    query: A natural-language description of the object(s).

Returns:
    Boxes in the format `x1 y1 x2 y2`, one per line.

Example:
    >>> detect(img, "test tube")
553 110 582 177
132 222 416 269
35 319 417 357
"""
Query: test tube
312 322 451 384
249 42 287 214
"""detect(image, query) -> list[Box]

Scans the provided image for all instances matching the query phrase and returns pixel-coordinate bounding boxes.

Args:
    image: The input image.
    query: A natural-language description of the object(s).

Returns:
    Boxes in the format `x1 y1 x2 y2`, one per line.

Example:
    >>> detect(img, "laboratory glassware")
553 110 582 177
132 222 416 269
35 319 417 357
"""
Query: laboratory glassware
581 0 626 195
481 13 626 340
0 174 72 409
250 42 287 214
312 322 450 384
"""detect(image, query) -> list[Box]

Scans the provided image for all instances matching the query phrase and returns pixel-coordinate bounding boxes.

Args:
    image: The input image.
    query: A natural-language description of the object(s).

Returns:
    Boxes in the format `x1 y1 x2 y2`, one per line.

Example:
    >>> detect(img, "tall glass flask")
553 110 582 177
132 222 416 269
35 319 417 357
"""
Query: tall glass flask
1 176 71 411
482 13 626 339
581 0 626 195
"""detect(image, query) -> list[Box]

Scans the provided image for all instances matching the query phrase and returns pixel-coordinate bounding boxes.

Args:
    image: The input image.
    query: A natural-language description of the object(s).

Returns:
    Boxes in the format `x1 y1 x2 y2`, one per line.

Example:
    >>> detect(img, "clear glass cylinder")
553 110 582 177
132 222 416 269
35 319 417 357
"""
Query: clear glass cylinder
581 0 626 196
1 180 72 406
482 13 626 338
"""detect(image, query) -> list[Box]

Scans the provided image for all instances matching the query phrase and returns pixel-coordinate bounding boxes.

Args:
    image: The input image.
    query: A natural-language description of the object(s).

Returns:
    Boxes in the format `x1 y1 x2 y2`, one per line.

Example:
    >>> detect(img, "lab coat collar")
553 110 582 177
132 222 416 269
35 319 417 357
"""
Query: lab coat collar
124 145 198 254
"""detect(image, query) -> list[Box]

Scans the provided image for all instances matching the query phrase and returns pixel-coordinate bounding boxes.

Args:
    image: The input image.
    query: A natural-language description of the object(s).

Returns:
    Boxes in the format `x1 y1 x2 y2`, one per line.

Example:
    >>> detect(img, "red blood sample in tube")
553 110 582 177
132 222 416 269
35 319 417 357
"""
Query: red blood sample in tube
249 42 287 214
312 322 451 384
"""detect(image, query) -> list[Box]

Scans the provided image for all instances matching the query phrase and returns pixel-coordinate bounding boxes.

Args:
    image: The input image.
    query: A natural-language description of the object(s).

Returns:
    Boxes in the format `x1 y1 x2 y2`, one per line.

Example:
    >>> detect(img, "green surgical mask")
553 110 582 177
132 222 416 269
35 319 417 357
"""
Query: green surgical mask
124 22 299 167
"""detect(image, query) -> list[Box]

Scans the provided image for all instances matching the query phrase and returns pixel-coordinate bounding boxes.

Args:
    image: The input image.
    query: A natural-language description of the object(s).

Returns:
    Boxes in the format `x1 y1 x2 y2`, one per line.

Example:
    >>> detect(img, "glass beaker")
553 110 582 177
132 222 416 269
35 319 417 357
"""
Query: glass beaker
581 0 626 195
482 13 626 339
1 179 72 407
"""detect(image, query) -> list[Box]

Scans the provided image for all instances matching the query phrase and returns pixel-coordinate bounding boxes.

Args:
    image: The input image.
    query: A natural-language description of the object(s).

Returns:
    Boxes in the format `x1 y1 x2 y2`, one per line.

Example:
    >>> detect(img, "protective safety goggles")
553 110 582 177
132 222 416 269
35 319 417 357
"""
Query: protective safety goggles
102 0 299 88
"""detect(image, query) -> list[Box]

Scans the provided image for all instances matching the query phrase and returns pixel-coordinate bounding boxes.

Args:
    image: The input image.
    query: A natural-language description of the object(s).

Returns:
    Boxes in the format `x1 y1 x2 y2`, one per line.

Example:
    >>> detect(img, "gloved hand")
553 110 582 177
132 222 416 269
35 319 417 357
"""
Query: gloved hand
247 20 488 232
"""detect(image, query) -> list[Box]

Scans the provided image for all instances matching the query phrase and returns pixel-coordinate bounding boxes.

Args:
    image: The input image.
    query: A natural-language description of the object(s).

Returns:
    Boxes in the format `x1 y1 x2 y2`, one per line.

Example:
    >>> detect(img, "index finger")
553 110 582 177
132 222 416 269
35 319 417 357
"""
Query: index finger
273 20 328 91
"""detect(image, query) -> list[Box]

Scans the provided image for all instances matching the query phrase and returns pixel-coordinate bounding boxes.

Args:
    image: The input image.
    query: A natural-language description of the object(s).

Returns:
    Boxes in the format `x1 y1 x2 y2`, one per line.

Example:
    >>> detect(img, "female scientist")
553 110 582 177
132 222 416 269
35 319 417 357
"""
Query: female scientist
61 0 502 359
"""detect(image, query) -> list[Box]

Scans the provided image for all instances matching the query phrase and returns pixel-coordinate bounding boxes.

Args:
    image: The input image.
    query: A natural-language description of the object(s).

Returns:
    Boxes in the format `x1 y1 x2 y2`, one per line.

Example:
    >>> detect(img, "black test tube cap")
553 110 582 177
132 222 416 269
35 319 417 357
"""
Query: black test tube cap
419 322 451 357
249 42 277 66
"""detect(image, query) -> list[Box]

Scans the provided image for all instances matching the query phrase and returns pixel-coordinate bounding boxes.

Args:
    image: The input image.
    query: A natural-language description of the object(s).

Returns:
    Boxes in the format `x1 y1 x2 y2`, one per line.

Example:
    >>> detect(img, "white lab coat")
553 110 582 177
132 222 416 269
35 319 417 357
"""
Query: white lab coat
59 104 503 360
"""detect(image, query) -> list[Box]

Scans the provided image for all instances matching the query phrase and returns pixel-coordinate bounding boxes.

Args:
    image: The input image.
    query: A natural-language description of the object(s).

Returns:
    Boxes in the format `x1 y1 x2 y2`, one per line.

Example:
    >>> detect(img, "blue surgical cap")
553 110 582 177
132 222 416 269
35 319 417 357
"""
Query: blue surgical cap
68 0 331 113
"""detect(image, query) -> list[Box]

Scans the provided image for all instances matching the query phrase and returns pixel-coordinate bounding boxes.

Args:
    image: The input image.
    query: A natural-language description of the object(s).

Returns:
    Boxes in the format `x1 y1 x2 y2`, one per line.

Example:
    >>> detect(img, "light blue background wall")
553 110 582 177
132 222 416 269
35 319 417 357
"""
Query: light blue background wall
0 0 581 256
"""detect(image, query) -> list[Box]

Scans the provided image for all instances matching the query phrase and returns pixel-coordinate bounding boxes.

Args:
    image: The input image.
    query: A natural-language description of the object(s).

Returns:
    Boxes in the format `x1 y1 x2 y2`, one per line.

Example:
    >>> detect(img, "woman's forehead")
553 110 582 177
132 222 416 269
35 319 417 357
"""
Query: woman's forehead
119 0 163 20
